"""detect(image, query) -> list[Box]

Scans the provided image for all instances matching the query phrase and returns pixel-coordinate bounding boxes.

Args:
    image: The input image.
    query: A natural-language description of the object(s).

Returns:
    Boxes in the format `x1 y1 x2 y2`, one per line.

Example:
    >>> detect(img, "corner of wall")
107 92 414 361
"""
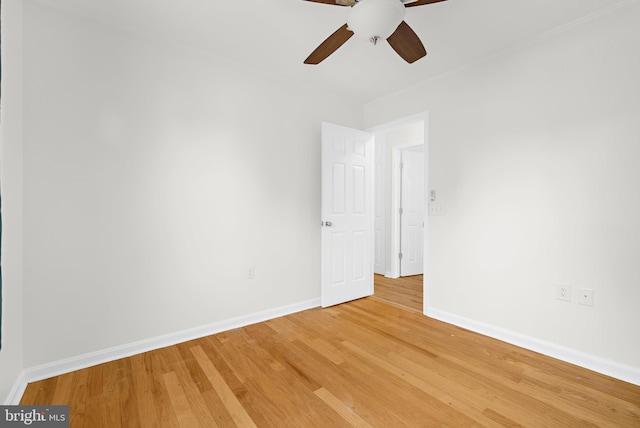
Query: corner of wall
427 307 640 387
0 0 26 405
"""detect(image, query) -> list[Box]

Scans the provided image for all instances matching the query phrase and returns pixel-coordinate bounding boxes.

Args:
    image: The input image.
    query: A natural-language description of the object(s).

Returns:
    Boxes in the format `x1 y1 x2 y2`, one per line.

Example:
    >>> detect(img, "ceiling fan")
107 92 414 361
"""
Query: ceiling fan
303 0 448 65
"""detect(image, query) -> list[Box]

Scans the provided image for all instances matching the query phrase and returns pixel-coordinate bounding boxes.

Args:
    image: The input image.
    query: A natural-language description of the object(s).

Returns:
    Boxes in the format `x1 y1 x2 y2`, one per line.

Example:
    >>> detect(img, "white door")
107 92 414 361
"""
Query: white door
321 122 374 308
400 149 424 276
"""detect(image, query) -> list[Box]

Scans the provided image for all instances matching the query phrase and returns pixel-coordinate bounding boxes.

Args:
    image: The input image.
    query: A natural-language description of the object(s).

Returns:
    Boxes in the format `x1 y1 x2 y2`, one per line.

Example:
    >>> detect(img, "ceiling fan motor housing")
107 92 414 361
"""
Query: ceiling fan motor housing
347 0 406 42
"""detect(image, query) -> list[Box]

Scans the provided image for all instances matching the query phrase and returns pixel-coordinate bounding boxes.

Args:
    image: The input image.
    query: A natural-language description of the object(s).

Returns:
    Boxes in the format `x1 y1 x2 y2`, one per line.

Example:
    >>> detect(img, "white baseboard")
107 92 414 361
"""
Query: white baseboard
426 307 640 387
12 298 320 403
13 299 637 405
5 371 28 405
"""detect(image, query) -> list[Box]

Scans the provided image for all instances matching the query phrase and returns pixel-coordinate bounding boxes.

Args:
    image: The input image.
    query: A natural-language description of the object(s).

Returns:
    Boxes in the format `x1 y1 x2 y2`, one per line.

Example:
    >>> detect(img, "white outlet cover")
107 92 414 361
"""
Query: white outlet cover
556 283 571 301
242 265 255 279
578 288 594 306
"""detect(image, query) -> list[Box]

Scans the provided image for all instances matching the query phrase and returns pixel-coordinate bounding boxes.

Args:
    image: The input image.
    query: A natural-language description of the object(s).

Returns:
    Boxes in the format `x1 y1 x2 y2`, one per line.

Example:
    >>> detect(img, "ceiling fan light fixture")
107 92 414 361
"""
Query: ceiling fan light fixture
347 0 406 42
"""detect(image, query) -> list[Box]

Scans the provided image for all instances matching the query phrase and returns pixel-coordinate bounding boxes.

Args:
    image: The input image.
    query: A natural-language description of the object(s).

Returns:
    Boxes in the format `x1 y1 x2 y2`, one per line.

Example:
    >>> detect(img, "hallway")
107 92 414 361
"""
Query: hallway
373 274 423 312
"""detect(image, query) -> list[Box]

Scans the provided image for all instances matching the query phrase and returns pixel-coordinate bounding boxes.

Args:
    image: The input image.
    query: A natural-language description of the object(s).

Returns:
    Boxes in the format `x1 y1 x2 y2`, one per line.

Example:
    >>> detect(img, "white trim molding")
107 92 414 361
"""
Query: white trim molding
9 298 320 404
5 372 28 406
426 307 640 387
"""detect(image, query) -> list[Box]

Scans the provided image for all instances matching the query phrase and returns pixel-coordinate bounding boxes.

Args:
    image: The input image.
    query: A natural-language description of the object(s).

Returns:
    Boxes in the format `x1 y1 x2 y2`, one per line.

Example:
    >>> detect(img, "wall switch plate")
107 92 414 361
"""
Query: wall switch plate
556 283 571 301
578 288 594 306
428 202 445 216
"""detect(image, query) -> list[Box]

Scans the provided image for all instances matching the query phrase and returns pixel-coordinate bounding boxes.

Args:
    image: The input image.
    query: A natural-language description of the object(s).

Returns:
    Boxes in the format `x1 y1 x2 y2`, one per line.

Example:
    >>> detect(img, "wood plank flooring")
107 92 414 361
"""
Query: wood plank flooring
372 274 423 312
21 297 640 427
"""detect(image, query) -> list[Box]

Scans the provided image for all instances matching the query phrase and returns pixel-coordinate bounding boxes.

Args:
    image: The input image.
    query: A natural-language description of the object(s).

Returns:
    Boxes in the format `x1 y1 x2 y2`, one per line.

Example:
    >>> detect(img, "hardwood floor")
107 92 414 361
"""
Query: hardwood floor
21 298 640 427
372 274 423 312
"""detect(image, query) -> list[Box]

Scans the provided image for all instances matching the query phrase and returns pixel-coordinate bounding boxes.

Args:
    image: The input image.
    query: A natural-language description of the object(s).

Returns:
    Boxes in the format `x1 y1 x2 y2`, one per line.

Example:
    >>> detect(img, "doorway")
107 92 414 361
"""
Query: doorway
319 114 429 311
369 112 428 313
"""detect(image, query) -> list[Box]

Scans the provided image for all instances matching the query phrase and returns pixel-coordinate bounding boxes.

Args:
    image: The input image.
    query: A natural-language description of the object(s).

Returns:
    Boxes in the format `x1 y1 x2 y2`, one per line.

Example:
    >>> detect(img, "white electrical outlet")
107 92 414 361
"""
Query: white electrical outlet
556 284 571 301
246 266 255 280
578 288 594 306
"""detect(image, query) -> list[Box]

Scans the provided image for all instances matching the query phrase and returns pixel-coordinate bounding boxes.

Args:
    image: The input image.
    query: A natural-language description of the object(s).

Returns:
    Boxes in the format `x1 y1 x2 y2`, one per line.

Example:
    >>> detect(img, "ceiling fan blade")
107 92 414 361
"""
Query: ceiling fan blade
302 0 354 6
404 0 448 7
304 24 354 65
387 21 427 63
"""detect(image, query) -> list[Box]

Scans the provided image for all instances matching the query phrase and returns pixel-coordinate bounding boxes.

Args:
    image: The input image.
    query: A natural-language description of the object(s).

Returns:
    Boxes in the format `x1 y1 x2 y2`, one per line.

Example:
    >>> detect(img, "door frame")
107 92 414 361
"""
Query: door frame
368 112 429 314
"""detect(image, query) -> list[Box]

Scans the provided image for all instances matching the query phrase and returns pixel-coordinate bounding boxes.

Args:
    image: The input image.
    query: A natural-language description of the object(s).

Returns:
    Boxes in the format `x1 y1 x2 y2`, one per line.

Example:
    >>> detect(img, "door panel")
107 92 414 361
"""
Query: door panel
400 149 424 276
321 122 374 307
374 144 385 274
332 164 346 214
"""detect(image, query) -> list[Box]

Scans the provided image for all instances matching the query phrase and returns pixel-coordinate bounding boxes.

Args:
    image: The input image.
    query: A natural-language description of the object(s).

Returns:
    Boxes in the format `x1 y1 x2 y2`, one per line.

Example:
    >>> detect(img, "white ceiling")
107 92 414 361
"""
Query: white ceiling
34 0 623 103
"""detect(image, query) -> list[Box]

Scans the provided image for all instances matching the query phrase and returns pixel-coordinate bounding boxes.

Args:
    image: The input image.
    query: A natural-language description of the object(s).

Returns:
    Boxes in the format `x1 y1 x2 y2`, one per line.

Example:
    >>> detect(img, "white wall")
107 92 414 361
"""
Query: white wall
21 2 362 367
365 2 640 376
8 0 640 396
0 0 26 404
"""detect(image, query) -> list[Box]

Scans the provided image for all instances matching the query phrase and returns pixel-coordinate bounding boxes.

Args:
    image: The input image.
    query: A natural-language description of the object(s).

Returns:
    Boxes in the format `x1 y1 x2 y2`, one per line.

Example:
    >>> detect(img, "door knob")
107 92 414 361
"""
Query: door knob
324 221 333 227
